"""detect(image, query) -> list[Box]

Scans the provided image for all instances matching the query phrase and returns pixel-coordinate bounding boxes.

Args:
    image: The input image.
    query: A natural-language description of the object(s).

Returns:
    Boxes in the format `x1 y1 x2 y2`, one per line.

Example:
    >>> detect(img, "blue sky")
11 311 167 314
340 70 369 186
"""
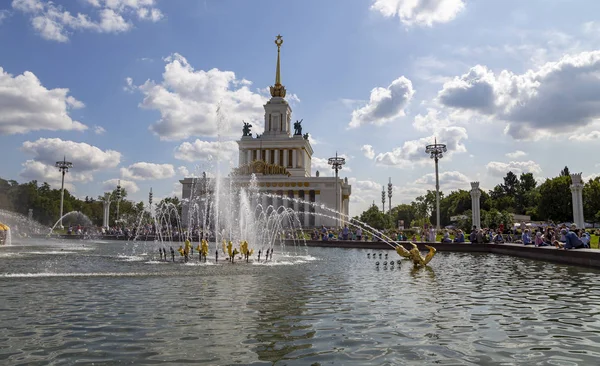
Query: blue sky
1 0 600 216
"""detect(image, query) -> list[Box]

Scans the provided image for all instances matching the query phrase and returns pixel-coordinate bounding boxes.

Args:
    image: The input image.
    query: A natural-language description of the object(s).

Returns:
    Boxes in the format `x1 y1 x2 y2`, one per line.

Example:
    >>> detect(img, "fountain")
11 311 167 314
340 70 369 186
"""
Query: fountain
0 208 50 241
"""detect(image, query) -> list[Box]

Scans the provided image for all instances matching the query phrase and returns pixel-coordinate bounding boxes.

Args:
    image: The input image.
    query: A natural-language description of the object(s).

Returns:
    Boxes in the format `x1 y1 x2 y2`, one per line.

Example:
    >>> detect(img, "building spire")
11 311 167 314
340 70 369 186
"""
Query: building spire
269 34 287 98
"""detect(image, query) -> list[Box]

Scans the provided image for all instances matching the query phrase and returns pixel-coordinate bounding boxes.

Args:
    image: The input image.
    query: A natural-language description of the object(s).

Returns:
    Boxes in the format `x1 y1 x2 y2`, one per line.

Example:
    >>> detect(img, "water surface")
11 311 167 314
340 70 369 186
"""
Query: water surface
1 239 600 365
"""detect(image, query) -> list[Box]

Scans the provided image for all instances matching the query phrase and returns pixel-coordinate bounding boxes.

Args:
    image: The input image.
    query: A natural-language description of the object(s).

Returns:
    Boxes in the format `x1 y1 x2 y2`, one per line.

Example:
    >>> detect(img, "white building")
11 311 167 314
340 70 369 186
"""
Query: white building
181 35 351 228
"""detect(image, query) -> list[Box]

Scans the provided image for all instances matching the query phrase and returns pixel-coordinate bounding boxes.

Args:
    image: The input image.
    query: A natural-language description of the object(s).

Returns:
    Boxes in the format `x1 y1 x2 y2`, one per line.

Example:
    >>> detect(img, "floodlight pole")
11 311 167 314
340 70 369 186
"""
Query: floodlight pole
387 177 393 215
328 152 346 227
381 186 385 212
55 156 73 229
115 180 122 226
425 138 447 231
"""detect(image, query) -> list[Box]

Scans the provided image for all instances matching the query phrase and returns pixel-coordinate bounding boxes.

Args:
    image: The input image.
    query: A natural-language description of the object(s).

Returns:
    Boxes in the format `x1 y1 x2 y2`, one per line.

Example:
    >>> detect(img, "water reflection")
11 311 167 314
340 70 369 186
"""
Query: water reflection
2 240 600 365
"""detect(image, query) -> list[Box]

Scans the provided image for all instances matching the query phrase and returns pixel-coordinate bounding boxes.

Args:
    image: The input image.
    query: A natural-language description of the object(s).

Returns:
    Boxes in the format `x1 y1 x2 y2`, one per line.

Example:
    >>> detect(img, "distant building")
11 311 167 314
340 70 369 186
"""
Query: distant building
181 36 351 228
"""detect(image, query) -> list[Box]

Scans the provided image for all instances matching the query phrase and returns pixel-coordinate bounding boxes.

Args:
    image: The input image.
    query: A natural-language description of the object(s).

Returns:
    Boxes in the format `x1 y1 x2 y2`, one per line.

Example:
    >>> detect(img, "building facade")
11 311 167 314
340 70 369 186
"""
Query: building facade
181 36 351 228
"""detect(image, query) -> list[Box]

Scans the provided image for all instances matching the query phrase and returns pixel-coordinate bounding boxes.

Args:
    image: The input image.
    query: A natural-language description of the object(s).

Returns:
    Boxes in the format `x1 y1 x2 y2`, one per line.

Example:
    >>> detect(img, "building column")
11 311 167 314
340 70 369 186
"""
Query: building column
102 192 111 227
570 173 585 229
304 190 310 228
283 149 288 167
247 149 252 164
292 149 297 168
470 182 481 230
265 150 271 164
314 191 321 227
274 149 279 165
293 190 300 225
261 191 268 209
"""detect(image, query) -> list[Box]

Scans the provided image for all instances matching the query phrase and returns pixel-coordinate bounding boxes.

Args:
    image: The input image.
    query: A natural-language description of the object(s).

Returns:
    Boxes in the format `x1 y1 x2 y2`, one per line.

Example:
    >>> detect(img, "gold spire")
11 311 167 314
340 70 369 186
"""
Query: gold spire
270 34 287 98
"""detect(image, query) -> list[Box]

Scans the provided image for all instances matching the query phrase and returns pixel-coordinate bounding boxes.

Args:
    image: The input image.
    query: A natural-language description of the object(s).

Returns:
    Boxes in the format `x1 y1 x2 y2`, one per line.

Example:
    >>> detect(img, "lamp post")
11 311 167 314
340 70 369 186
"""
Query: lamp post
55 156 73 229
115 180 122 226
381 186 385 212
328 152 345 227
425 138 447 231
387 177 393 215
148 187 153 217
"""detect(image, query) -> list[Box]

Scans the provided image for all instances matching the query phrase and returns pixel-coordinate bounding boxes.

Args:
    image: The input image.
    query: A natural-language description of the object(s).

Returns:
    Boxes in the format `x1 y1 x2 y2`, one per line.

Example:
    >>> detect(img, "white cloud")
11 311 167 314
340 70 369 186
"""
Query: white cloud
20 160 93 190
371 0 465 27
361 144 375 159
0 67 86 135
102 178 139 194
505 150 527 158
569 131 600 141
21 138 121 172
486 160 543 178
177 166 190 177
412 108 453 132
438 51 600 140
349 76 414 128
311 155 352 177
93 125 106 135
375 126 468 168
132 53 268 141
413 171 471 191
174 140 239 162
120 162 175 180
0 10 10 24
12 0 162 42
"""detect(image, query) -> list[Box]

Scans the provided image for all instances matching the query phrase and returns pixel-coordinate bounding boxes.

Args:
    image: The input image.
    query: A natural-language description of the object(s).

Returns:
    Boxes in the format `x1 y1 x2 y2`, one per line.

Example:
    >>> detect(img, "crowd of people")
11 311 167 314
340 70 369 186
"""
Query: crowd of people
309 223 595 250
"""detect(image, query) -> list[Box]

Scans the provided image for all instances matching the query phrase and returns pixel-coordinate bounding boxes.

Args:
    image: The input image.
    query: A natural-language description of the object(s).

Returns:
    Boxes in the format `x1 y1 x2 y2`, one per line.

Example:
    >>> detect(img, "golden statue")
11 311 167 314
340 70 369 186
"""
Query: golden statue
239 240 254 257
201 239 209 258
396 242 437 267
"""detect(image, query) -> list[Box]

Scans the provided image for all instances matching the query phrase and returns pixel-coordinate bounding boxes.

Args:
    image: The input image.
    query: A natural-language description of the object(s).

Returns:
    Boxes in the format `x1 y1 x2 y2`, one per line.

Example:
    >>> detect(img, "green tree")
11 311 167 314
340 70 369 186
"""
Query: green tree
537 175 572 222
583 177 600 223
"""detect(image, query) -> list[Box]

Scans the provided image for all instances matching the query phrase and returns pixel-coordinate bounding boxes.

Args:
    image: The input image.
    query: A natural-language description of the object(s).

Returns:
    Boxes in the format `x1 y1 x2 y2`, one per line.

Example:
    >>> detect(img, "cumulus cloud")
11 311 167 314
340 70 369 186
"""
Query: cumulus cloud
505 150 527 158
413 171 471 191
361 145 375 159
174 140 239 162
371 0 465 27
374 126 468 168
311 155 352 176
93 125 106 135
569 131 600 141
120 162 175 180
131 53 268 140
12 0 163 42
21 138 121 171
412 108 453 132
349 76 414 128
102 178 139 194
20 160 92 190
0 10 10 24
438 51 600 140
177 166 190 177
486 160 543 178
0 67 86 135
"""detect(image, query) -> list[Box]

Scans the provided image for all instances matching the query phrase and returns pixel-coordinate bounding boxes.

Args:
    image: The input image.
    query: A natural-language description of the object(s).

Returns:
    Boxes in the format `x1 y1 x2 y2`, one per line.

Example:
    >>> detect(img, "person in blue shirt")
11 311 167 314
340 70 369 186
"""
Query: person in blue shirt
454 230 465 243
555 228 585 249
522 229 532 245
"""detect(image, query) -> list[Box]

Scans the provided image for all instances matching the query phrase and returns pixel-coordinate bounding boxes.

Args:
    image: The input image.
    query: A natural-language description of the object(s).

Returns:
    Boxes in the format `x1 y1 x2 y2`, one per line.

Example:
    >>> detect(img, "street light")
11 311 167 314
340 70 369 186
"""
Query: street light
115 180 122 226
328 152 345 227
148 187 153 217
55 156 73 229
387 177 393 215
425 138 447 231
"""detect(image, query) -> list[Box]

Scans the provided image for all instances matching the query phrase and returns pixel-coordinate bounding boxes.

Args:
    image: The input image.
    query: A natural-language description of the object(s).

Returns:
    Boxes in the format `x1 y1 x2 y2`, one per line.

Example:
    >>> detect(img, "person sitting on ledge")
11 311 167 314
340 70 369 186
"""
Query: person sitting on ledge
441 230 452 243
454 230 465 243
522 229 532 245
555 228 585 249
494 230 505 243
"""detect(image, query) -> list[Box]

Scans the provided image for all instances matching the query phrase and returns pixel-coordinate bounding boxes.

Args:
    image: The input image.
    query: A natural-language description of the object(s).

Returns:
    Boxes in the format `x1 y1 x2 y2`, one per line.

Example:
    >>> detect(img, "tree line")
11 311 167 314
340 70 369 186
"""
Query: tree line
355 166 600 232
0 178 181 228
